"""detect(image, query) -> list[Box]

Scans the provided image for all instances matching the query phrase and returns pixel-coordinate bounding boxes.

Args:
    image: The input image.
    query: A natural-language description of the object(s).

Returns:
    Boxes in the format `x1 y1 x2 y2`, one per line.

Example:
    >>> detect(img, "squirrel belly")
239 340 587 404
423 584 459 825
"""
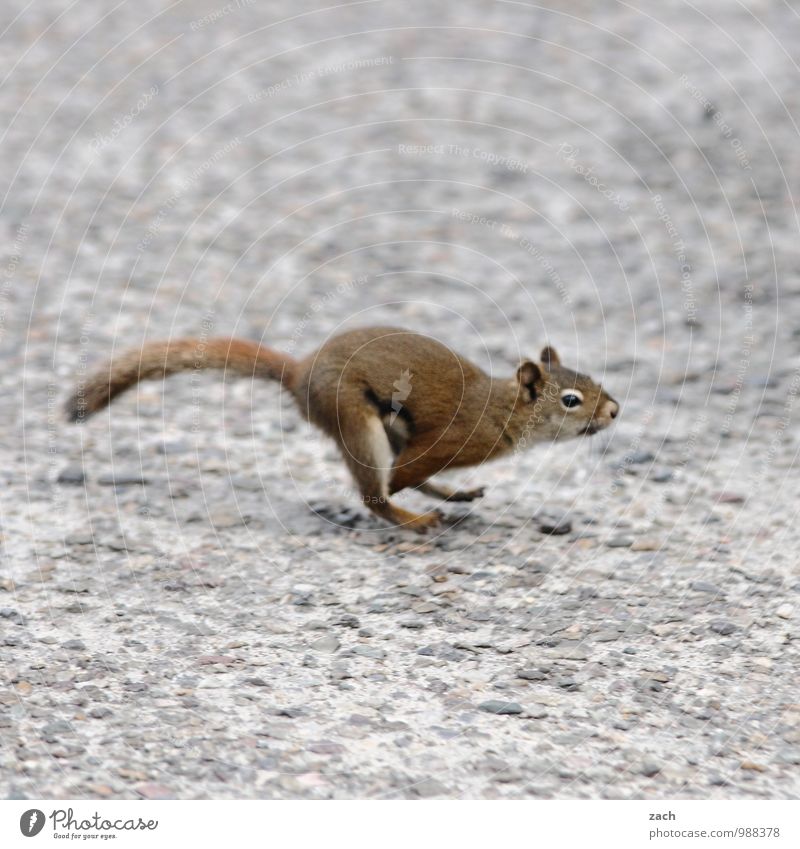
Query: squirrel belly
67 326 619 530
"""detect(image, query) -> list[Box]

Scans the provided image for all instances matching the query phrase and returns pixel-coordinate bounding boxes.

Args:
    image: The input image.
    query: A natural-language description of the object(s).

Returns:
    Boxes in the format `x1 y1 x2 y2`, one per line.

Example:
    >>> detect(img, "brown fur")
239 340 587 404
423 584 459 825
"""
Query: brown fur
67 326 618 530
65 338 294 422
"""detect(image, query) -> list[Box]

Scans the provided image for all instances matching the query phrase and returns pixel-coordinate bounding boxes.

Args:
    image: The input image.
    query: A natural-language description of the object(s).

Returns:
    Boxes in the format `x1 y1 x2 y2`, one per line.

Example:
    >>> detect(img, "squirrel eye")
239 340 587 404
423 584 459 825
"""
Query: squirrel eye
560 390 584 409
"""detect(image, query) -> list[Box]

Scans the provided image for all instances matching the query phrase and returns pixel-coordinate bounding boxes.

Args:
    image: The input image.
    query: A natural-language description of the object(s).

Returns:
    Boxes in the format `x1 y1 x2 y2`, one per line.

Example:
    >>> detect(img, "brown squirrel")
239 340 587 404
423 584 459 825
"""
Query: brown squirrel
66 327 618 529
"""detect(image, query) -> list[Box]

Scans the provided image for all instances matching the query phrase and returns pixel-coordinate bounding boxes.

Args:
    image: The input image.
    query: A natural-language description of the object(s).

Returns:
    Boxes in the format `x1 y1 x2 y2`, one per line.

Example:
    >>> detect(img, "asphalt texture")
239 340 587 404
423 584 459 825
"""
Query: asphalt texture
1 0 799 799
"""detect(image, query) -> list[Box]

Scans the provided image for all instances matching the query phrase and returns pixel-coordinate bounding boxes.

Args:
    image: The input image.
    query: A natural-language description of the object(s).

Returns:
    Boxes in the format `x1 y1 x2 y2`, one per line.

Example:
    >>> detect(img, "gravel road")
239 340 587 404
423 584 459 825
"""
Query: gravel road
1 0 799 799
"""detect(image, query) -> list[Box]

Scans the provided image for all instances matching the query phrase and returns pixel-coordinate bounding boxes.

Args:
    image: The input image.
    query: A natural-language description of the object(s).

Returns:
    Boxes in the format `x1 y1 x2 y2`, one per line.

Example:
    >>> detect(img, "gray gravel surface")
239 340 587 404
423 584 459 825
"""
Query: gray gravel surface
2 0 800 799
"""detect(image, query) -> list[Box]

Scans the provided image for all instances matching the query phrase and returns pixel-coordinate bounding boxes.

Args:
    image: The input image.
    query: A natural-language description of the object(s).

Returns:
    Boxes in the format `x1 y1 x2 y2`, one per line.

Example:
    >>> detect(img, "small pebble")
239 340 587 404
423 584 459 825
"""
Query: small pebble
715 492 746 504
517 668 547 681
56 465 86 485
311 635 340 653
776 749 800 765
538 517 572 535
478 700 523 715
97 471 149 486
631 538 659 551
411 778 451 798
626 451 655 465
135 783 174 800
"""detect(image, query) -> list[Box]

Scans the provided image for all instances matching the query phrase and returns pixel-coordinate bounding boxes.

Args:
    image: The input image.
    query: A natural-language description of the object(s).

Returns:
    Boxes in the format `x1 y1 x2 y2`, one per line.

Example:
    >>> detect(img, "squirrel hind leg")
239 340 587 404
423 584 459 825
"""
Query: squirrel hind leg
381 413 411 455
338 415 440 530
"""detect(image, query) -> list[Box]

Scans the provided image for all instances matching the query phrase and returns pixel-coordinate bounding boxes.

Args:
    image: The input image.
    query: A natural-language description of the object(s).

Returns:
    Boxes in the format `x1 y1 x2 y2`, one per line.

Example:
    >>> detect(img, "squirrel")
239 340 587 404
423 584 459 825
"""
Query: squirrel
66 326 619 530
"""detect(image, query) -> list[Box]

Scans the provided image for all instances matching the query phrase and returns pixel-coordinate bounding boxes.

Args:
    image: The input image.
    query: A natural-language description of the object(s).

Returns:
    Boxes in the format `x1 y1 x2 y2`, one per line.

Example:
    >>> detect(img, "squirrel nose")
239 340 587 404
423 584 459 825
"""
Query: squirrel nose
604 399 619 420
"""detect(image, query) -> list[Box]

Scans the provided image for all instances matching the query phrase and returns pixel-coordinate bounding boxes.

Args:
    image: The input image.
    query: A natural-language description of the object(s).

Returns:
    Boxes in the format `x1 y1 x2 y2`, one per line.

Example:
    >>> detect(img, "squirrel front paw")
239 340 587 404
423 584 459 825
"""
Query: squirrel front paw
445 486 486 502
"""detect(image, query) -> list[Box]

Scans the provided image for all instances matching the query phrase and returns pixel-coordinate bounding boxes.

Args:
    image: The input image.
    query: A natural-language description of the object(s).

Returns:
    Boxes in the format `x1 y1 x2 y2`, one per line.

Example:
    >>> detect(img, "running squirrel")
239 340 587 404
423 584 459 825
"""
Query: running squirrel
66 326 619 530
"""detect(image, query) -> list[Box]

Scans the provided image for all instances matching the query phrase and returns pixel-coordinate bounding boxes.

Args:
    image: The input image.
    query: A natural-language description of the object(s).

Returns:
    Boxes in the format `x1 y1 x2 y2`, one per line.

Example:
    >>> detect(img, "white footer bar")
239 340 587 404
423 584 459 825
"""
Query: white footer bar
2 799 798 848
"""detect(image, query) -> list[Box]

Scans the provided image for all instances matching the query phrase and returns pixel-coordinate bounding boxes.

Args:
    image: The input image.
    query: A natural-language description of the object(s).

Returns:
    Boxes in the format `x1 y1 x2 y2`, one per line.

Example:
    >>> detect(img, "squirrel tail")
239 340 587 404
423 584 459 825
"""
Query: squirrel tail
65 337 297 422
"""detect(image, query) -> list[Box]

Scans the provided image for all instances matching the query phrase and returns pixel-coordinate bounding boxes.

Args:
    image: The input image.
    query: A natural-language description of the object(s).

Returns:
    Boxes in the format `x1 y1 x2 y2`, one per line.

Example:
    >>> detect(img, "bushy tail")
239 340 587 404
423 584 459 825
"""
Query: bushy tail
66 337 297 422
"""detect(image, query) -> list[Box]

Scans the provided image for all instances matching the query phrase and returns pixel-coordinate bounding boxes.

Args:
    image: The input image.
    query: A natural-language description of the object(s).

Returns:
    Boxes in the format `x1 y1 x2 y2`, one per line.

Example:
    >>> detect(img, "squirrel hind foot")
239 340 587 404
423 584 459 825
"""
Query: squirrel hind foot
378 505 442 531
445 485 485 502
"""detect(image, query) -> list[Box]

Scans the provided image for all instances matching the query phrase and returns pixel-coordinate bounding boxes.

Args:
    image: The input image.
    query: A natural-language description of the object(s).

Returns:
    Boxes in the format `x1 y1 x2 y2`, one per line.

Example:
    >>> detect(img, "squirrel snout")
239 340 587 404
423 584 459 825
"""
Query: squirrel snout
599 398 619 422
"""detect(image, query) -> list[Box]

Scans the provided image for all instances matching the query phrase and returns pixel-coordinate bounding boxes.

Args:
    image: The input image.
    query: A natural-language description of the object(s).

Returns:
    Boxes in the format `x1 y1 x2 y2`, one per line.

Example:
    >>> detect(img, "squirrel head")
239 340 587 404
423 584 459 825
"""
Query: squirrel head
514 345 619 441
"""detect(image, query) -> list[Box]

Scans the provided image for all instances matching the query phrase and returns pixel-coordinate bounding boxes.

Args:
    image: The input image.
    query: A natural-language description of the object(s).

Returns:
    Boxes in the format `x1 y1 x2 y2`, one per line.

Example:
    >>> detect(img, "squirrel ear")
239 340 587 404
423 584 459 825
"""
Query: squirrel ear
516 361 542 399
540 345 560 368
